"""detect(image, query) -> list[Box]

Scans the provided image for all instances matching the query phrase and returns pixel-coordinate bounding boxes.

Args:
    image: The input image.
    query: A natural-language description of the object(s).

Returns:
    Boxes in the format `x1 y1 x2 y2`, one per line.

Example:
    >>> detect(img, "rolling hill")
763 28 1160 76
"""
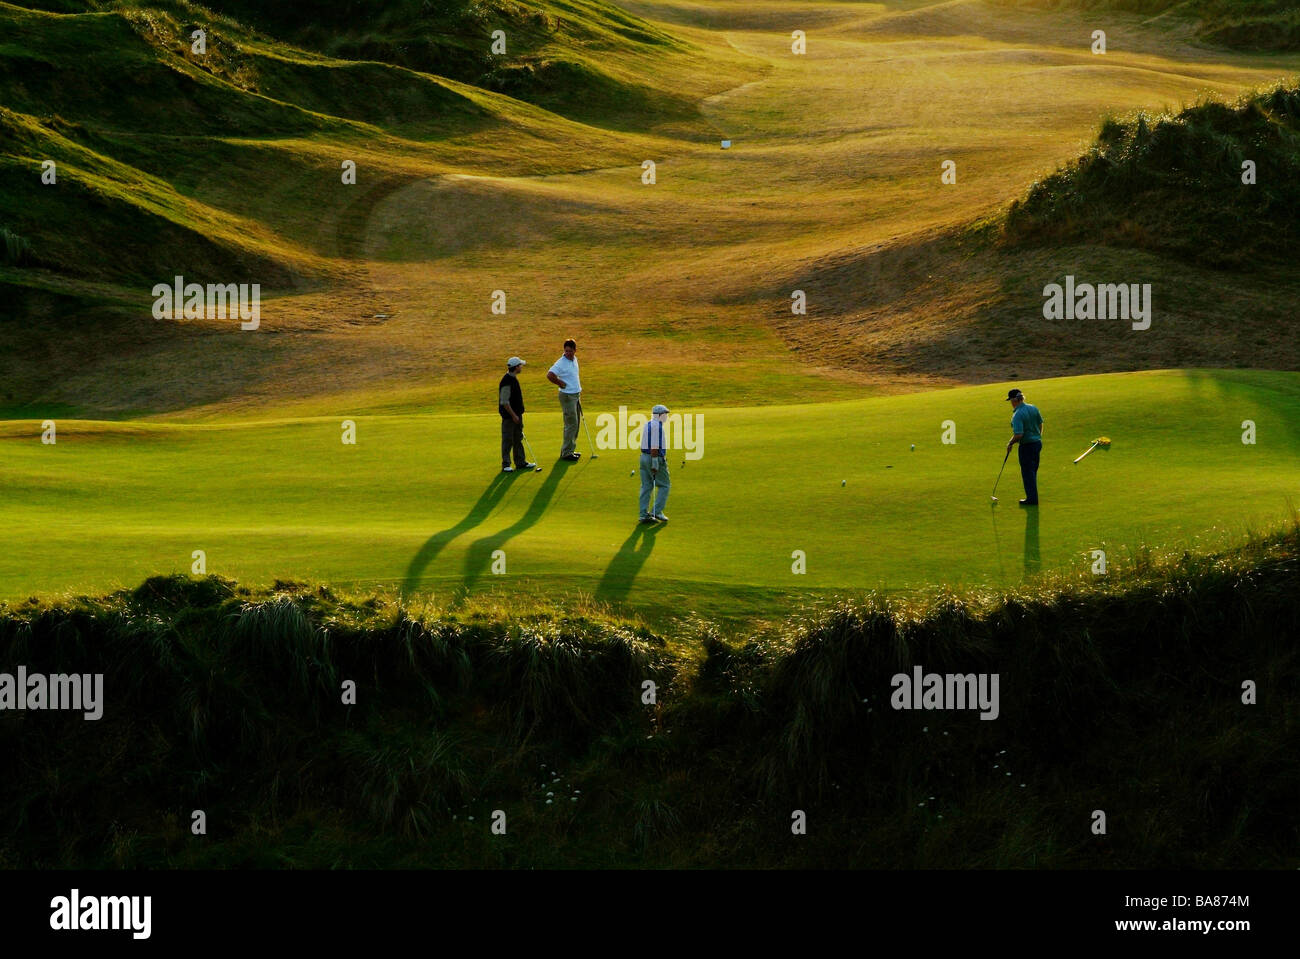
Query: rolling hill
3 0 1297 421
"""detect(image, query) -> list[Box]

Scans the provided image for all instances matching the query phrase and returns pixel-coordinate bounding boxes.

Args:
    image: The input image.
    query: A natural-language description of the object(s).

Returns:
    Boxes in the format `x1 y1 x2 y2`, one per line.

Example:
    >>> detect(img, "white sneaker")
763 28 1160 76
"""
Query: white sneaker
502 466 515 473
653 514 668 523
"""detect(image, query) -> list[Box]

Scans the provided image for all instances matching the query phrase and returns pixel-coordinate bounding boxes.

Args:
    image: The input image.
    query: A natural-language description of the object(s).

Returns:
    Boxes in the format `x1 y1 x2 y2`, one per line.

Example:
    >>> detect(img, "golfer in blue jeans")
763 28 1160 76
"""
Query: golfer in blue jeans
1005 388 1043 506
639 404 671 523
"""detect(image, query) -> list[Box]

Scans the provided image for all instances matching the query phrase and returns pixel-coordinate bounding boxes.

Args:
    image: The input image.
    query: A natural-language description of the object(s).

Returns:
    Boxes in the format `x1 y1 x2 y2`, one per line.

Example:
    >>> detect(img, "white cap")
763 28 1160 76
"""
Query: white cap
507 356 525 368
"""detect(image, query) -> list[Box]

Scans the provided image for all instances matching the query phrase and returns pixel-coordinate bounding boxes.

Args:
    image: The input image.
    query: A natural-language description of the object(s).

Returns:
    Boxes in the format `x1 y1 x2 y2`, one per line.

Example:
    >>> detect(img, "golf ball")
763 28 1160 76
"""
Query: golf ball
841 480 846 486
910 444 915 450
629 470 635 476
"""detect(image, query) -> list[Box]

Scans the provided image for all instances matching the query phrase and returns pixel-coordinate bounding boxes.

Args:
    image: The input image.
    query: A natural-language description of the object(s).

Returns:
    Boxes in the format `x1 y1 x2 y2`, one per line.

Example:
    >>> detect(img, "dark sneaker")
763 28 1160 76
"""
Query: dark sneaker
520 462 538 471
639 516 658 524
1018 499 1038 507
653 514 668 523
561 452 582 461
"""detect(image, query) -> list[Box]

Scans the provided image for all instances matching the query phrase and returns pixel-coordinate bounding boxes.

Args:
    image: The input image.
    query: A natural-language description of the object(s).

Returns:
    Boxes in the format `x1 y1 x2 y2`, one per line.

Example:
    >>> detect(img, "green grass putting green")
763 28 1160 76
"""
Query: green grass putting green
2 368 1296 622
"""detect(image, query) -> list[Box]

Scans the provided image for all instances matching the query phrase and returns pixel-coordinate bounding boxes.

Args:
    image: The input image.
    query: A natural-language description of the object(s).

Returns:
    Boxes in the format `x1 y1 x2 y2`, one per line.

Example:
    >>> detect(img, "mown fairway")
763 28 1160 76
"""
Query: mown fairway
3 369 1296 621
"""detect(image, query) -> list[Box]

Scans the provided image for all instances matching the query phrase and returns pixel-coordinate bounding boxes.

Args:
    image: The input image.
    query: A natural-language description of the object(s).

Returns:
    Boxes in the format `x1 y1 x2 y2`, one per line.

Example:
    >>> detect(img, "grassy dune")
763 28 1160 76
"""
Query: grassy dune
1 524 1295 868
1004 83 1300 266
4 0 1297 417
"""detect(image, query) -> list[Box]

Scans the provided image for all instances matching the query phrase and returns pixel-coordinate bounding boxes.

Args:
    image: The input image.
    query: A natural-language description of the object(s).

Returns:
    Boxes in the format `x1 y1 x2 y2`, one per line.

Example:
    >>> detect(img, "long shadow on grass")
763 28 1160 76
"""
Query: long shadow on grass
455 460 575 603
593 522 662 604
1024 507 1040 576
990 503 1007 582
401 471 520 597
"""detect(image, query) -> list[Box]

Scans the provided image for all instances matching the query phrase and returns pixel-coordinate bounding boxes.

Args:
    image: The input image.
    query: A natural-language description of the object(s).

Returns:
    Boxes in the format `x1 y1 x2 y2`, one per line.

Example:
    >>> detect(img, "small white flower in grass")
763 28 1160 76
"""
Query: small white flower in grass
993 764 998 768
1020 783 1026 788
468 816 474 821
547 792 553 797
922 726 928 732
943 731 949 736
918 802 925 807
998 750 1006 755
1006 772 1011 777
546 799 553 805
571 798 577 802
937 815 943 819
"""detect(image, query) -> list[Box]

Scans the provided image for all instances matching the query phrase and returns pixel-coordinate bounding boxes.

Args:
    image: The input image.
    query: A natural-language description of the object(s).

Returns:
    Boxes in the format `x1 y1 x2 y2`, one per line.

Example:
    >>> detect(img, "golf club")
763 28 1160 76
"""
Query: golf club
578 398 598 459
520 433 543 471
990 447 1012 503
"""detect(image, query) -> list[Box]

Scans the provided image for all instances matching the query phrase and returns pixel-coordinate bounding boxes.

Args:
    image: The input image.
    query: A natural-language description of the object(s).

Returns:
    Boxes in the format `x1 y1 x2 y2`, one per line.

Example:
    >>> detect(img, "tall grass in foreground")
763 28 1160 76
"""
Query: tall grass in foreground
0 527 1296 868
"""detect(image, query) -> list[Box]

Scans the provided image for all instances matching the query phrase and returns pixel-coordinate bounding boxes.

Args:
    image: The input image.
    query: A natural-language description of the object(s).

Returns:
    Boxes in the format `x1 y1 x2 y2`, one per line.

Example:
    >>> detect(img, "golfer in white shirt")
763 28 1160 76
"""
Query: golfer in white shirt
639 404 671 523
546 338 583 461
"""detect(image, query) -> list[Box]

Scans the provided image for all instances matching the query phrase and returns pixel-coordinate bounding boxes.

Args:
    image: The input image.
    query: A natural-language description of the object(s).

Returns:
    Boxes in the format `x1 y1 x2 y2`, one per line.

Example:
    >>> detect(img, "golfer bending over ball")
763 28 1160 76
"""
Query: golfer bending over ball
639 404 671 523
1005 388 1044 506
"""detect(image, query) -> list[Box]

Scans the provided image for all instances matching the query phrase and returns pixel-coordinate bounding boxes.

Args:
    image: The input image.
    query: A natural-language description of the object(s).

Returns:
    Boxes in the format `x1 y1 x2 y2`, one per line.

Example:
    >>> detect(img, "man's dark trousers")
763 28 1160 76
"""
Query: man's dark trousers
1018 440 1041 504
502 418 526 469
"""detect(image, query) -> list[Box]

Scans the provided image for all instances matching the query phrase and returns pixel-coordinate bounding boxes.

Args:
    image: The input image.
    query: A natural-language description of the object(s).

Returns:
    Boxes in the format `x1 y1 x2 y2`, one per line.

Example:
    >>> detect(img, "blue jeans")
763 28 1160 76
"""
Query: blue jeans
1018 441 1041 503
639 453 670 517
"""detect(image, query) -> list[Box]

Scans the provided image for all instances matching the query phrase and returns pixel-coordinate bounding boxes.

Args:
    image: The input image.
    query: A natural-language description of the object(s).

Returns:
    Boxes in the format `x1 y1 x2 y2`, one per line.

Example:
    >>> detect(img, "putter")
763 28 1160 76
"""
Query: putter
520 432 543 471
578 398 598 459
991 447 1012 503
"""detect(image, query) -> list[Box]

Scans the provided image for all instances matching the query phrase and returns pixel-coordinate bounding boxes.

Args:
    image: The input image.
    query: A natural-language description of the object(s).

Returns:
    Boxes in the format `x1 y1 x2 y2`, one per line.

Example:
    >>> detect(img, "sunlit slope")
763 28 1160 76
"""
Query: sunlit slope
5 0 716 127
0 0 729 284
991 0 1300 51
1 369 1296 619
2 0 1296 420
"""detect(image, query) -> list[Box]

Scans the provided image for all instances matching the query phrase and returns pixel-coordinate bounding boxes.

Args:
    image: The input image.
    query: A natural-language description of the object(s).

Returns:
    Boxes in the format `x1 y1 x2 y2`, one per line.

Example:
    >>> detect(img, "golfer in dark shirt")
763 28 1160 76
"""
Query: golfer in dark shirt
499 357 536 472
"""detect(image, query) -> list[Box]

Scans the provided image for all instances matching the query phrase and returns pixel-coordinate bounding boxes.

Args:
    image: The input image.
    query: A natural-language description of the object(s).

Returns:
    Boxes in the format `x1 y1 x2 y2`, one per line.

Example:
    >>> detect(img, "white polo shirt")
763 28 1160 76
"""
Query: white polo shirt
548 355 581 394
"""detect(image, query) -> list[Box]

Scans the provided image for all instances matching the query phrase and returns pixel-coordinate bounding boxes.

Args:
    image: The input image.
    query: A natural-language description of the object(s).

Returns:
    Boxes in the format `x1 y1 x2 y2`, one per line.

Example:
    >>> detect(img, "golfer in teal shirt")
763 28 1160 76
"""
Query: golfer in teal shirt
1005 388 1043 506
